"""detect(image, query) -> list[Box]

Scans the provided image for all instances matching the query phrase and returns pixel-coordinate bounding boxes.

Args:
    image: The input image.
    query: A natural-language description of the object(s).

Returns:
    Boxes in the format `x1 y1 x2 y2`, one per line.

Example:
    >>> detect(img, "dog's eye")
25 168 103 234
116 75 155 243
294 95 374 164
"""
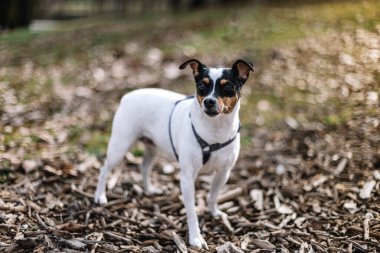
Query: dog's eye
197 84 207 96
223 85 235 96
225 85 233 91
224 85 234 92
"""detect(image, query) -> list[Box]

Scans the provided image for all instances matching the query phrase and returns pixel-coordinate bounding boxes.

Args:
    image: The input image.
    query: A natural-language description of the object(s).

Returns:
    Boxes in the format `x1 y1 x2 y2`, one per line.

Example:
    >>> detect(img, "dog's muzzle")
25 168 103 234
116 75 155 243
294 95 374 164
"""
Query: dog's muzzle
203 98 220 117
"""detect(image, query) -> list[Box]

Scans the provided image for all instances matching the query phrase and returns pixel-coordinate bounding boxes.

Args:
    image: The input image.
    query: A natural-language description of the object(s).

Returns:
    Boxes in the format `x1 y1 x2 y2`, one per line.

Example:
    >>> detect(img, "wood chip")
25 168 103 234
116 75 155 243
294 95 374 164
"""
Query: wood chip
274 195 293 214
154 212 179 229
363 218 370 240
171 231 188 253
334 158 348 175
216 242 243 253
250 189 263 211
251 239 276 250
221 213 234 233
26 200 41 211
299 242 308 253
44 235 55 249
103 231 131 244
0 242 10 247
90 233 103 253
58 238 86 250
218 187 243 204
35 213 49 230
359 180 376 199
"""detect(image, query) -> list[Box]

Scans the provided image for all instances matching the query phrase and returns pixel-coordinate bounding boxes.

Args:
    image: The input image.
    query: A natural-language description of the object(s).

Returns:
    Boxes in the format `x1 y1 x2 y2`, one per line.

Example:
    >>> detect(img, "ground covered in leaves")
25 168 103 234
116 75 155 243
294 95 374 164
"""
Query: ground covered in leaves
1 1 380 252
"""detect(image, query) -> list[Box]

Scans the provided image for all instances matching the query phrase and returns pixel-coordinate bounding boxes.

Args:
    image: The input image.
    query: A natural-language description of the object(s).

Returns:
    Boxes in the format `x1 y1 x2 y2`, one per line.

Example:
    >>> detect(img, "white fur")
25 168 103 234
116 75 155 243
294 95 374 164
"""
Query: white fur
202 67 225 112
94 84 241 249
208 68 224 95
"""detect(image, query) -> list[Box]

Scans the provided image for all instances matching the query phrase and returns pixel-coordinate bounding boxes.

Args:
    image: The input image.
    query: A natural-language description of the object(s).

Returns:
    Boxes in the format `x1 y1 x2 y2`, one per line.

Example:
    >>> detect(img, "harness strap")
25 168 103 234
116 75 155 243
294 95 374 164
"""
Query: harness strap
190 116 240 164
169 96 240 165
169 96 194 161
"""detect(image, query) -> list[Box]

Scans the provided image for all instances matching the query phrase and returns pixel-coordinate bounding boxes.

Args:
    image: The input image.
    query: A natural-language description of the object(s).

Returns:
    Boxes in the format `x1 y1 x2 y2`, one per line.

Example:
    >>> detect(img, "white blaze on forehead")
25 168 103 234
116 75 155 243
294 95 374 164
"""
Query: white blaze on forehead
208 68 224 84
208 68 225 96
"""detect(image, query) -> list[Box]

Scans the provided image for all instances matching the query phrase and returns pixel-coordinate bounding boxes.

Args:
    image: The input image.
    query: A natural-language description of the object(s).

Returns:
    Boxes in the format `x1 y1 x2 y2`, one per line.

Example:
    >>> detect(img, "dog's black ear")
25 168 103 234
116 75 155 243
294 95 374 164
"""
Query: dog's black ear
179 59 206 77
231 59 254 84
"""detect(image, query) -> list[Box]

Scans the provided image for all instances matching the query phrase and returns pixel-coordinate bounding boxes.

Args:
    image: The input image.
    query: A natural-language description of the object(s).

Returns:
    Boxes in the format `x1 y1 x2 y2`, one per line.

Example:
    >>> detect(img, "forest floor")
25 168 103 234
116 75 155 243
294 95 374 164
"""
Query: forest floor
1 1 380 252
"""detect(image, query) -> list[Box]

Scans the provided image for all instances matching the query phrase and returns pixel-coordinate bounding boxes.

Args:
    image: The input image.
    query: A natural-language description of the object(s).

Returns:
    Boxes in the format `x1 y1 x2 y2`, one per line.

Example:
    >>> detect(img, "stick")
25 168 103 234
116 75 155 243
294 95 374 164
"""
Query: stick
364 219 370 240
218 187 243 204
35 213 50 230
103 231 131 244
172 231 188 253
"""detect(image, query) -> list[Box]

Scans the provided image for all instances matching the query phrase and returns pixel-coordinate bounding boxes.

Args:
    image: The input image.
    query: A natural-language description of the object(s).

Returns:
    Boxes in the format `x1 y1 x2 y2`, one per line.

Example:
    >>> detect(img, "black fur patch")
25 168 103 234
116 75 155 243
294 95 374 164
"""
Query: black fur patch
179 59 254 113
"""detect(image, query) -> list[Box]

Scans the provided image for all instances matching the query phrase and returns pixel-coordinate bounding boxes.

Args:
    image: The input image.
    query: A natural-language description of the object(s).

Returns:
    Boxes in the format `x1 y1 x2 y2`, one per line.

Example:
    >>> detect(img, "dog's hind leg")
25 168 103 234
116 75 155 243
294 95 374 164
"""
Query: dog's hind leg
94 106 138 204
94 133 135 204
140 143 162 195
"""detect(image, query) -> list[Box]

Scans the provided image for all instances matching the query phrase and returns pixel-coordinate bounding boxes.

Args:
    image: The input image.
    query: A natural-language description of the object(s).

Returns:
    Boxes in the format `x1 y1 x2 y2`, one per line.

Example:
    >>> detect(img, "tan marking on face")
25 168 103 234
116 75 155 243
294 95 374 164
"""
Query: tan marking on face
217 96 239 114
220 79 228 85
202 77 210 84
196 95 204 106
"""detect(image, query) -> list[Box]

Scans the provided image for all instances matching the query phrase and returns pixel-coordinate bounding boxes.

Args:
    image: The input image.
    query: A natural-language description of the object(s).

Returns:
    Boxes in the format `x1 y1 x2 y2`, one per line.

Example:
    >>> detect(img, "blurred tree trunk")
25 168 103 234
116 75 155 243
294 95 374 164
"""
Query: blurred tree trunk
170 0 181 11
189 0 207 9
0 0 36 29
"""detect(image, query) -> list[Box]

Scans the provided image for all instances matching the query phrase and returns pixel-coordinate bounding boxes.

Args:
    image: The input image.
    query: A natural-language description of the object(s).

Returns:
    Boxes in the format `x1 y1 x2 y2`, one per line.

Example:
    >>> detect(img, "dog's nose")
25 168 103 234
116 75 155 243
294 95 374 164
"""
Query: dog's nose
204 98 217 108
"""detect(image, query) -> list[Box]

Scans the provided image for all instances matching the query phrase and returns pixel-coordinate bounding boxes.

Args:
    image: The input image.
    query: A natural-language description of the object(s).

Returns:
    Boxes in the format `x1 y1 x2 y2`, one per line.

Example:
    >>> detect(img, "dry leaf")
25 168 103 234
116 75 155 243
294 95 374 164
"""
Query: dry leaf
251 239 276 250
216 242 243 253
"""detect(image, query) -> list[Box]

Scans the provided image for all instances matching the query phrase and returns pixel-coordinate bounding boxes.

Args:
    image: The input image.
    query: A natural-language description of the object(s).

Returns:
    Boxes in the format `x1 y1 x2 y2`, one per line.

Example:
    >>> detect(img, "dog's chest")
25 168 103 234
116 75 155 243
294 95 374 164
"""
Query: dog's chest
200 140 240 172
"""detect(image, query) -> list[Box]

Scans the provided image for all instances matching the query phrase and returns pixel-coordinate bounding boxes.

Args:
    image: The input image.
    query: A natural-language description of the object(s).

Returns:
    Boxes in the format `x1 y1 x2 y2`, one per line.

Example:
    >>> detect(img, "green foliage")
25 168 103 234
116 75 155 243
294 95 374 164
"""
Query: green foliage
83 130 110 156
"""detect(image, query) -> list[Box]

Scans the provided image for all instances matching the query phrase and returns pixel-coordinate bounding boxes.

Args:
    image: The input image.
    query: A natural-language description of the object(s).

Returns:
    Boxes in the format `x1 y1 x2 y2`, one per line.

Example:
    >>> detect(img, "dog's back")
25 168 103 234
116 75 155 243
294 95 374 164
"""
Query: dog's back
112 88 185 156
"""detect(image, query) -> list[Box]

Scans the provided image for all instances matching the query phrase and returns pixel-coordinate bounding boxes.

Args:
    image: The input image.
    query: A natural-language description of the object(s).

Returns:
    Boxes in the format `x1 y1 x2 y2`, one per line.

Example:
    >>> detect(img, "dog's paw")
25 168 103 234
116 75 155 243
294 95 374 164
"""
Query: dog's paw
145 186 163 196
189 234 208 249
94 193 108 204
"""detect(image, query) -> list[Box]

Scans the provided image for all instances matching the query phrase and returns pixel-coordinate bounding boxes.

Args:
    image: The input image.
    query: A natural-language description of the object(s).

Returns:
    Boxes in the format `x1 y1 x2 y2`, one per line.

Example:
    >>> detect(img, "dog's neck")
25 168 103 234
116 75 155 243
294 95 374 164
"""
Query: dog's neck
190 98 240 144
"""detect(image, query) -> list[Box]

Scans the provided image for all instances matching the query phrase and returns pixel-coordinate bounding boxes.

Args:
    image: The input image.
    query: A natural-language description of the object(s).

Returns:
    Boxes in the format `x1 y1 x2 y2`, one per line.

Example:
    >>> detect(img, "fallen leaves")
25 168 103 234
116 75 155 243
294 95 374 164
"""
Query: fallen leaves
0 9 379 253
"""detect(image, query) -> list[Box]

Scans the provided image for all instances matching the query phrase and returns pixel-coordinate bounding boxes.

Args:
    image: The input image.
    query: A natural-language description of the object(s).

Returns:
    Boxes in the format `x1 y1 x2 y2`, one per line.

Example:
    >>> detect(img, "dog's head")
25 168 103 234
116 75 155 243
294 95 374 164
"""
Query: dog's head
179 59 254 117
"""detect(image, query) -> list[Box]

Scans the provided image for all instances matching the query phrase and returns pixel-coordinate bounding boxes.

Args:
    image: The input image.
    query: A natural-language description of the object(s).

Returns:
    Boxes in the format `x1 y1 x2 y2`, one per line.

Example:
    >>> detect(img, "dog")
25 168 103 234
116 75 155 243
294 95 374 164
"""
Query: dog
94 59 254 249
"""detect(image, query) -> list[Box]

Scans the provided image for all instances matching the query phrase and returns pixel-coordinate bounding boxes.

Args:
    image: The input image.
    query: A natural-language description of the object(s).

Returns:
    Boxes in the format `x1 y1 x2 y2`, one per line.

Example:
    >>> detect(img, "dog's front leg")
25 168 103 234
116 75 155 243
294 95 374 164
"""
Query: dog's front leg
208 167 233 217
180 170 208 249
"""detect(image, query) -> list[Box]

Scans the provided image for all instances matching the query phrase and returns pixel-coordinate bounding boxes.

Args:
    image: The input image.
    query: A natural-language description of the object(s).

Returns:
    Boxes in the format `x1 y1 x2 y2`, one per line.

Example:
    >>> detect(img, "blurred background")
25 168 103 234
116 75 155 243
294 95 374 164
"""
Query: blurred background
0 0 379 251
1 0 379 156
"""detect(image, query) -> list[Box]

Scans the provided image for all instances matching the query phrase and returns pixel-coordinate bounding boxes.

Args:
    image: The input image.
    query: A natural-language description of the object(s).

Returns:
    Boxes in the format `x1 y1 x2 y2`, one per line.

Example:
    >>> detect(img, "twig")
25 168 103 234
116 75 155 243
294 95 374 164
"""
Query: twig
364 218 370 240
103 231 131 244
0 242 10 247
154 212 179 230
221 214 234 233
103 198 129 207
105 219 123 228
85 211 91 226
24 230 48 236
218 187 243 204
90 233 104 253
348 226 380 239
35 213 50 230
172 231 188 253
310 240 328 253
71 184 94 199
0 224 17 228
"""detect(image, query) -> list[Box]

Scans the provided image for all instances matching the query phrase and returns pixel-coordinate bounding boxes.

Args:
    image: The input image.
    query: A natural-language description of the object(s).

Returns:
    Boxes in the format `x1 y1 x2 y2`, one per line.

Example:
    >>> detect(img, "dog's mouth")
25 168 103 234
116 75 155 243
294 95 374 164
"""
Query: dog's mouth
204 109 220 117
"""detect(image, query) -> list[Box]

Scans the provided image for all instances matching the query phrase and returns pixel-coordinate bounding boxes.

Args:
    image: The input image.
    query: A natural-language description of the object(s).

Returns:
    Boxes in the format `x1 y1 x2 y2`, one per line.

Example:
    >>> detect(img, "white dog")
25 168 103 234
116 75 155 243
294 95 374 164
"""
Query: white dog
94 59 254 248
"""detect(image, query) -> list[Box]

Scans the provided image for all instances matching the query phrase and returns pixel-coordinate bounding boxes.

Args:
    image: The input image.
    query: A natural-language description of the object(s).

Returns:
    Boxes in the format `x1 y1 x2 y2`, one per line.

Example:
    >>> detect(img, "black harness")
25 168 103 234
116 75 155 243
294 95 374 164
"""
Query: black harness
169 96 240 165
